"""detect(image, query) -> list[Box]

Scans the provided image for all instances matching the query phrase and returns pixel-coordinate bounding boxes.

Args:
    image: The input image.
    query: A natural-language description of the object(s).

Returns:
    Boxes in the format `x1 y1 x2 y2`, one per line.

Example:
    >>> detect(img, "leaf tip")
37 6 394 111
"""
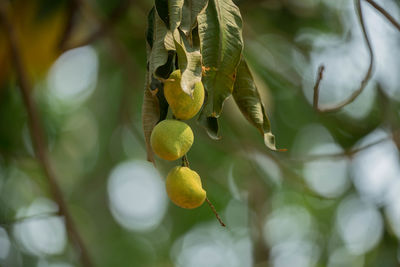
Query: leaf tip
198 115 221 140
181 82 194 97
263 132 286 152
263 132 277 151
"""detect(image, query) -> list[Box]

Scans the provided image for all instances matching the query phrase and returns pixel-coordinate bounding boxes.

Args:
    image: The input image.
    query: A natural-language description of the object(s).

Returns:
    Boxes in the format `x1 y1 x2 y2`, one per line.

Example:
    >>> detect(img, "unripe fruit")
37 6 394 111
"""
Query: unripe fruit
164 70 205 120
150 120 194 161
166 166 206 209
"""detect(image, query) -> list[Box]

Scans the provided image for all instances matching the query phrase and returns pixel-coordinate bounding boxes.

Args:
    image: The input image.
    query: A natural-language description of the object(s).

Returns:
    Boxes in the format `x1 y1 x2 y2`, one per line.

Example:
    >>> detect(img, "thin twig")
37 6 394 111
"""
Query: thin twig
0 3 93 267
57 1 77 51
285 136 391 163
60 0 131 51
226 120 331 198
247 181 270 264
0 212 59 227
313 0 374 113
205 198 226 227
313 65 325 109
394 130 400 151
364 0 400 32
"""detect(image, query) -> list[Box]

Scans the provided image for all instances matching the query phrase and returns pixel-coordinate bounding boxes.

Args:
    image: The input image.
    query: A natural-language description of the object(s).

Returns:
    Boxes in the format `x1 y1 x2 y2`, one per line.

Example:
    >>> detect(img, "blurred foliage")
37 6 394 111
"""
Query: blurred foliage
1 0 400 267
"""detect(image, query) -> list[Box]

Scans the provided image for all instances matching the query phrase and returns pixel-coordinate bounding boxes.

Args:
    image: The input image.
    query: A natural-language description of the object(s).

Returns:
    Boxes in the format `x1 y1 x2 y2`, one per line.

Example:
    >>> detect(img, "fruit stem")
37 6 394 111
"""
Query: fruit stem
181 155 190 167
206 198 226 227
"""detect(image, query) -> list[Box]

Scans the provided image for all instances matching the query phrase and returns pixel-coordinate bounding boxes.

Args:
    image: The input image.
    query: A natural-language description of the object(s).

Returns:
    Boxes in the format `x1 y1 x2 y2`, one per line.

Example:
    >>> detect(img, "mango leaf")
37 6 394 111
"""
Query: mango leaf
150 76 169 121
198 0 243 118
164 30 175 51
173 28 202 95
233 58 278 151
198 114 220 140
169 0 184 30
142 74 159 165
146 7 155 48
180 0 208 36
155 0 169 28
155 0 184 30
155 50 175 79
149 11 172 83
197 87 220 139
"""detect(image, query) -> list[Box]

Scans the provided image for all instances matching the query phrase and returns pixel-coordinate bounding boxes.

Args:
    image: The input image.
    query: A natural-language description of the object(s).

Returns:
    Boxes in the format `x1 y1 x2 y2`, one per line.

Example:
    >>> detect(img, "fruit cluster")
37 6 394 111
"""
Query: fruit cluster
150 70 206 209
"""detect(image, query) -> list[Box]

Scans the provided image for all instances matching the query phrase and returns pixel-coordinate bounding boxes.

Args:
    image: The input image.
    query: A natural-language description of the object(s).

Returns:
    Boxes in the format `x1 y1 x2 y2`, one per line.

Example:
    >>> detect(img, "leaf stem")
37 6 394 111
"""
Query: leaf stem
0 212 59 227
181 154 190 167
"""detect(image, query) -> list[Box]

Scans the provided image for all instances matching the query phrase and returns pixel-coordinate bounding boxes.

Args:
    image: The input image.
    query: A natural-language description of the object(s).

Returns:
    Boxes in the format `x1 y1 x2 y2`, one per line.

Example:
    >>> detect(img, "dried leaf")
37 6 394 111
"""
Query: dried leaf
142 76 160 165
173 28 202 95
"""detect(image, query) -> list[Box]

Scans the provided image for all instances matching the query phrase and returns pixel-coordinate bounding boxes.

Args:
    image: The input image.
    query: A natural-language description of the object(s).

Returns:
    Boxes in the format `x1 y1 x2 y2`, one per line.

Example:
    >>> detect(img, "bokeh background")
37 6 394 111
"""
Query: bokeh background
1 0 400 266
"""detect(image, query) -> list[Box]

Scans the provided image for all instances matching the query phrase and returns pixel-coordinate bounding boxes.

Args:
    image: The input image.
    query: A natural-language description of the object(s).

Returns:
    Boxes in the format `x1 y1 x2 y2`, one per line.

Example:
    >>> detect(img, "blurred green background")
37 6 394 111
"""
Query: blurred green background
1 0 400 266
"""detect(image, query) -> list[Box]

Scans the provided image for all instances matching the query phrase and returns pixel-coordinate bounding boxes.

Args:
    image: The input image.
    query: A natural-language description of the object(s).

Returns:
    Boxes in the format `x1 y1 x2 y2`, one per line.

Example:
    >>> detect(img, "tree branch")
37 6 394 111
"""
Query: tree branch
0 212 59 227
313 65 325 110
364 0 400 32
58 1 77 51
285 135 391 163
60 0 131 52
313 0 374 113
0 3 93 267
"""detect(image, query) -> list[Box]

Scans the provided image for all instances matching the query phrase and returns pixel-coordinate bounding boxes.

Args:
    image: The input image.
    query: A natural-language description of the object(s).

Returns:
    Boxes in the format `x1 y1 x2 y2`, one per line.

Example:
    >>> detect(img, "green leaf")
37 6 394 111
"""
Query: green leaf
168 0 184 30
233 58 278 151
164 30 175 51
146 7 155 48
155 0 169 28
180 0 209 36
173 28 202 95
198 0 243 118
198 114 220 140
155 50 175 79
155 0 184 30
149 11 172 82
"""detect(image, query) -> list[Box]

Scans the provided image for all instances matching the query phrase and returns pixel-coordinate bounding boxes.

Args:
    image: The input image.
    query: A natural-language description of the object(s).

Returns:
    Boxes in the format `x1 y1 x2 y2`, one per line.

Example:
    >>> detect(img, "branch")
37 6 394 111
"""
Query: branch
58 2 77 51
364 0 400 32
0 3 93 267
313 65 325 109
313 0 374 113
0 212 59 227
285 136 391 163
247 179 270 264
60 0 131 51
